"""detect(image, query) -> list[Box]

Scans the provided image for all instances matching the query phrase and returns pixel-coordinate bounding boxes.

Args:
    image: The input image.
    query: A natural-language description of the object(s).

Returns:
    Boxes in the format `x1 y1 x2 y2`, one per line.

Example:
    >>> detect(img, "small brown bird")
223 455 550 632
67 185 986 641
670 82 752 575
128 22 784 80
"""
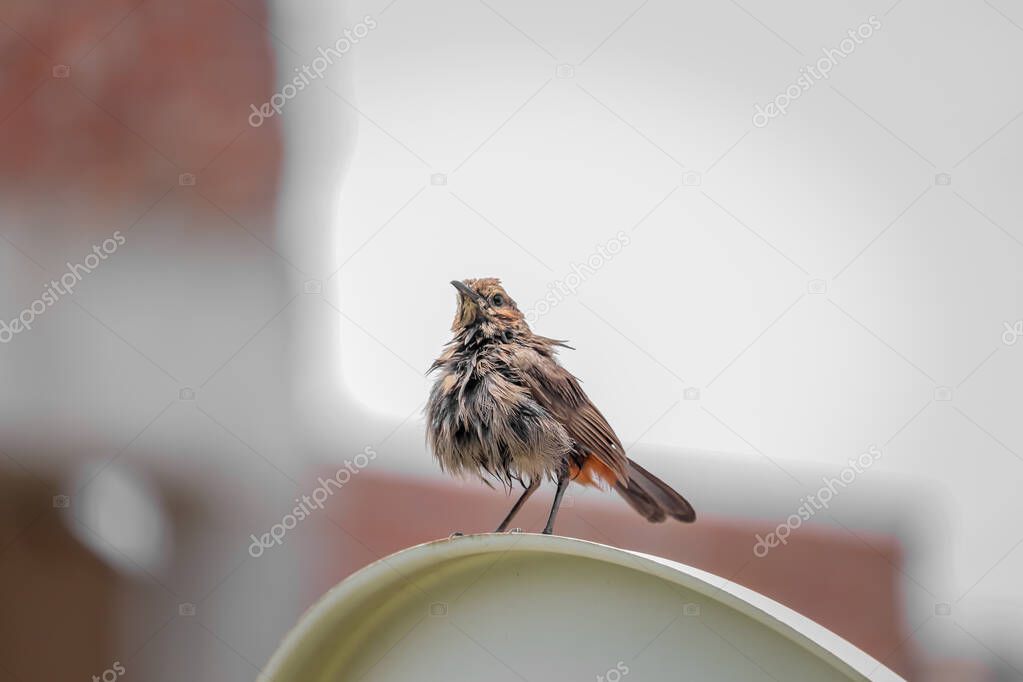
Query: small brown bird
426 277 695 534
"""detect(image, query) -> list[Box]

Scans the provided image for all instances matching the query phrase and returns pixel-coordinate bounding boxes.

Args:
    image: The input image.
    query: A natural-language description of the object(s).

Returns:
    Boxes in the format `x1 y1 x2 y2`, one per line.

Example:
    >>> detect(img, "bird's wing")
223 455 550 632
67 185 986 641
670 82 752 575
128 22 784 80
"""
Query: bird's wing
509 345 630 484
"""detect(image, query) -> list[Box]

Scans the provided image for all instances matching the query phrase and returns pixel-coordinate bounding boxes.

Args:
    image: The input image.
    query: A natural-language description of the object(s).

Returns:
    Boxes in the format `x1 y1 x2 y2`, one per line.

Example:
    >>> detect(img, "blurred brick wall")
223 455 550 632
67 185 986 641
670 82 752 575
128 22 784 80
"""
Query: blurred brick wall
0 0 281 217
0 472 116 682
0 1 284 675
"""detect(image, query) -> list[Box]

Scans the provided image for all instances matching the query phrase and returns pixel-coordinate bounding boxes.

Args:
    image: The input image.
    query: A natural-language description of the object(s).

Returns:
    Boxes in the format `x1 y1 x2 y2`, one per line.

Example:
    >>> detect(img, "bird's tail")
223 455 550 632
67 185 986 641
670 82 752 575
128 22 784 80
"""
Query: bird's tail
614 458 696 523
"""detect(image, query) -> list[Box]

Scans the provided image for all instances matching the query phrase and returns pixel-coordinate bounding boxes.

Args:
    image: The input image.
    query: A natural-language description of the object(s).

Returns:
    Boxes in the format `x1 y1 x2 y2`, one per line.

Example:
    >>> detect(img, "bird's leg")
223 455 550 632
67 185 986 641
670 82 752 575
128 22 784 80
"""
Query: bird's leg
494 478 540 532
542 467 571 535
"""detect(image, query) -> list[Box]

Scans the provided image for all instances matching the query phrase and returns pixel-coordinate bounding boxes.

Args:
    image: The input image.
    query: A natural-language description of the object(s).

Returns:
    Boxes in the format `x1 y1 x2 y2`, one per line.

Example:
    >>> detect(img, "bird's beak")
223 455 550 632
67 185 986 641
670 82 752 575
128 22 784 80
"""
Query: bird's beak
451 280 488 308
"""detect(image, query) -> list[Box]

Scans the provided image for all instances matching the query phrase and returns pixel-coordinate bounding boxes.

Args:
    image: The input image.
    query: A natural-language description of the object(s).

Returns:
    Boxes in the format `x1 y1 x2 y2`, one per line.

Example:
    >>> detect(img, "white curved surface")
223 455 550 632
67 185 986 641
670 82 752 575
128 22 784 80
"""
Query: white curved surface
264 533 904 681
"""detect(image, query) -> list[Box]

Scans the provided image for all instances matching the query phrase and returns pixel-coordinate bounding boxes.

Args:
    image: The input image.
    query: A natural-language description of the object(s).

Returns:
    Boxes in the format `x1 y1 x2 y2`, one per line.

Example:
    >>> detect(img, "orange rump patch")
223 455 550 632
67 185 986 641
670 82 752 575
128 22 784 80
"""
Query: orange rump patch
570 457 620 489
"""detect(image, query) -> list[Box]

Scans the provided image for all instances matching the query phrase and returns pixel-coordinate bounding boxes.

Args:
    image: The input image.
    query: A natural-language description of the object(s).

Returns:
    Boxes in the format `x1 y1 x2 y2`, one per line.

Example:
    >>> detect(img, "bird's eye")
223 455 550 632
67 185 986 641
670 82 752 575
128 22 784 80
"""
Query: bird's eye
491 294 505 307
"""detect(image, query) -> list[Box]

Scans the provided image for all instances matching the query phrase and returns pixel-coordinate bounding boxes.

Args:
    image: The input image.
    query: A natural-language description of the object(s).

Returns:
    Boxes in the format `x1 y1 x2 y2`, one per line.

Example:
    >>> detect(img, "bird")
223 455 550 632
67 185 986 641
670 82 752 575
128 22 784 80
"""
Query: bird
426 277 696 535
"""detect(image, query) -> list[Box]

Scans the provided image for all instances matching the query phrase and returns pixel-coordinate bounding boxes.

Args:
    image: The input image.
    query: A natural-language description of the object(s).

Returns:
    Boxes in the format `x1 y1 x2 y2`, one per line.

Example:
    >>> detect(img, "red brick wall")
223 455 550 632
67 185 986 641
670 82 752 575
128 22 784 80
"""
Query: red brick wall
0 0 281 215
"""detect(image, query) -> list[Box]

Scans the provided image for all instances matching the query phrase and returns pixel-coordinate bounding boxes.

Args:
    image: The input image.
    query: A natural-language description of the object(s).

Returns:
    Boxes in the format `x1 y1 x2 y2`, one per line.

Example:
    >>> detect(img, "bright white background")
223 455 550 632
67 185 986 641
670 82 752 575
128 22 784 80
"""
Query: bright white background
322 0 1023 671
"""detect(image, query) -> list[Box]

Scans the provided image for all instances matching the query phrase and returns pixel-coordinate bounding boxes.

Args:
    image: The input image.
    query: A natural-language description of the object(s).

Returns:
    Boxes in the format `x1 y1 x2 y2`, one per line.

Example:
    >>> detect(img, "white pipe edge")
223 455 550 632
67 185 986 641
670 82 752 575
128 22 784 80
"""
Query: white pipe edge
263 533 904 681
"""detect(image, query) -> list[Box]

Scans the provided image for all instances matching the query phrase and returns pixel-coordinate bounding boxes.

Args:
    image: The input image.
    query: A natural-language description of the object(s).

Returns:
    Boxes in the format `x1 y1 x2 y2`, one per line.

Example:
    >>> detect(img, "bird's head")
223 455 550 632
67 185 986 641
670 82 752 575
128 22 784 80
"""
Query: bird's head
450 277 528 337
